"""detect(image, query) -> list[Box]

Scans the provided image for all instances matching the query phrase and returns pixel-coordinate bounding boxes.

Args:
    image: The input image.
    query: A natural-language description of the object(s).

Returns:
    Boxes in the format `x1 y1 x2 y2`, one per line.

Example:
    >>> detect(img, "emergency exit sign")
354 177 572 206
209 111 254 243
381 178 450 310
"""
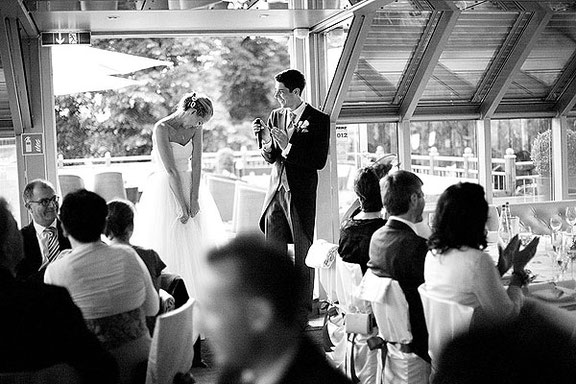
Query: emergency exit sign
41 32 91 46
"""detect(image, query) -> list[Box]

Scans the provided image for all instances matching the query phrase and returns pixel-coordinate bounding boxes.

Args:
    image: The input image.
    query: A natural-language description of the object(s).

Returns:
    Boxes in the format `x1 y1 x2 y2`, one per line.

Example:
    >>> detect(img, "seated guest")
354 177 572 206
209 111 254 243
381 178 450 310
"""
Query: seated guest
105 199 166 292
424 182 539 326
433 300 576 384
341 154 396 221
0 197 118 383
200 234 352 384
339 166 386 274
45 189 159 384
367 170 430 364
18 179 71 281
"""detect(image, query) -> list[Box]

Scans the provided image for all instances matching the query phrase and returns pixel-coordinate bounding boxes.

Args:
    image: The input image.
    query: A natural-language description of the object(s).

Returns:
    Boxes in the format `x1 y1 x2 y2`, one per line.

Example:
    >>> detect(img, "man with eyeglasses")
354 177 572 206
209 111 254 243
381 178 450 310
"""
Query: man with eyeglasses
18 179 71 281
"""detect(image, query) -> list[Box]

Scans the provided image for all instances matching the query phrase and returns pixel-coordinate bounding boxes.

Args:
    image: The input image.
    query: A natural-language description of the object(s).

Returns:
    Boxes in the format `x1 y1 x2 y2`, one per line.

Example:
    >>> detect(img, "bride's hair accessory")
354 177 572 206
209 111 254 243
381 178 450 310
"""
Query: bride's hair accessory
179 92 214 119
184 93 197 111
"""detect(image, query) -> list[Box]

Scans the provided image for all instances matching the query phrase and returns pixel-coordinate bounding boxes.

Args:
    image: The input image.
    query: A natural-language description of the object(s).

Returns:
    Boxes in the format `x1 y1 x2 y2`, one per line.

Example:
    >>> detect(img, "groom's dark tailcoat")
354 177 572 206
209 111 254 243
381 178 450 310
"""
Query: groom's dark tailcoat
258 104 330 308
17 220 71 282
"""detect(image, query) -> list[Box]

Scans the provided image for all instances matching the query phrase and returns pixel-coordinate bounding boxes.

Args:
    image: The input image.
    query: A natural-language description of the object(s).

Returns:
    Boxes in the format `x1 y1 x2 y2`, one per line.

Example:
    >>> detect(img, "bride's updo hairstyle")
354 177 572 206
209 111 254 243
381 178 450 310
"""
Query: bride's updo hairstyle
179 92 213 119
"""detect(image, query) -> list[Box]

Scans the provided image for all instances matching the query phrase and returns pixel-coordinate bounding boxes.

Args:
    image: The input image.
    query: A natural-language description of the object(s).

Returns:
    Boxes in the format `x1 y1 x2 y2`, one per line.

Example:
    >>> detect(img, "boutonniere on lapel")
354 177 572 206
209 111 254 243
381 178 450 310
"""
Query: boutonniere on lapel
295 120 310 133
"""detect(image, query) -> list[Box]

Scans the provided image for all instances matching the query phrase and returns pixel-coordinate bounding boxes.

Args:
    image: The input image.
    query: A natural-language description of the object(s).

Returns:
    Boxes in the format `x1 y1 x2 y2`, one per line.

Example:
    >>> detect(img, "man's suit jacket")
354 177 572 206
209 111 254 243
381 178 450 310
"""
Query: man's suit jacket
18 220 71 281
367 218 430 363
0 267 118 383
216 335 352 384
258 104 330 241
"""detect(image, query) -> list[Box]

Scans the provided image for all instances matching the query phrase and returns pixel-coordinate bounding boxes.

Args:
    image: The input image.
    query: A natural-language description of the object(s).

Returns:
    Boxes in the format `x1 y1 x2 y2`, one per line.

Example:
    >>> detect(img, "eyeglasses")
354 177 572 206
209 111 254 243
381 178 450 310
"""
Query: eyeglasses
28 195 59 207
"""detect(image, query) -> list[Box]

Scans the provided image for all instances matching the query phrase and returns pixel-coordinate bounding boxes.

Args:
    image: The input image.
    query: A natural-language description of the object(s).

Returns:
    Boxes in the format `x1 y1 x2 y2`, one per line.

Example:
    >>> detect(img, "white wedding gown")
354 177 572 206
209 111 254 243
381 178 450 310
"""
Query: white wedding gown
133 139 226 301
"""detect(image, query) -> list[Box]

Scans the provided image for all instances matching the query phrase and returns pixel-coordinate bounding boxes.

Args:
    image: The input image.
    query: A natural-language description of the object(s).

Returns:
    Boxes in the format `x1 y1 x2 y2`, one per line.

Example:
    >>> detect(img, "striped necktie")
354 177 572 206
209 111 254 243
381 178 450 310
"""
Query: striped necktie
287 111 296 140
43 227 60 264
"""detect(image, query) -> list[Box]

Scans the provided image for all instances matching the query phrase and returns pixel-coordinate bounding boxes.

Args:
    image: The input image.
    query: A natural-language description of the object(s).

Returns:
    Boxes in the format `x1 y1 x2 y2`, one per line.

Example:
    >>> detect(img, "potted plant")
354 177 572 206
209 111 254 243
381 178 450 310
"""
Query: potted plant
531 129 576 197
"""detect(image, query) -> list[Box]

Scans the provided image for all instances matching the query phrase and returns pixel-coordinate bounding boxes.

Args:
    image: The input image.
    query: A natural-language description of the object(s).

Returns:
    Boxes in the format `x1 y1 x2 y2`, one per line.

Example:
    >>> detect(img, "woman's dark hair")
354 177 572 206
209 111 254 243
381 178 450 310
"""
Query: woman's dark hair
105 199 135 241
354 167 383 213
427 182 488 253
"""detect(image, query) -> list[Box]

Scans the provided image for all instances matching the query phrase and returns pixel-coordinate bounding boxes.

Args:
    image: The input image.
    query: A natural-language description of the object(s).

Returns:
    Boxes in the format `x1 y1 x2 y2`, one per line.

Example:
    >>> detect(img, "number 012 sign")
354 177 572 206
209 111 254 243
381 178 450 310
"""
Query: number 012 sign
336 126 348 162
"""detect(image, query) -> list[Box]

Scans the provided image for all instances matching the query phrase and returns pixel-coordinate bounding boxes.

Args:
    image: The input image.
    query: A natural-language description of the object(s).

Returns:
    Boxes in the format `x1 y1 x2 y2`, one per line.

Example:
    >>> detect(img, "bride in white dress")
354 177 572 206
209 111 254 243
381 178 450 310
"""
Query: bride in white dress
133 92 225 301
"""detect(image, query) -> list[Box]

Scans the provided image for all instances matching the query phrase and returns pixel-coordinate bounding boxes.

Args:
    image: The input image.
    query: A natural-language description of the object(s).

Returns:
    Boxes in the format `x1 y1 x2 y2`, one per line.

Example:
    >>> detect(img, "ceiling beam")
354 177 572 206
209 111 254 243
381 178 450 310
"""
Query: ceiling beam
479 3 552 119
554 74 576 116
310 0 390 33
0 0 38 38
323 12 374 120
0 14 33 134
398 4 460 121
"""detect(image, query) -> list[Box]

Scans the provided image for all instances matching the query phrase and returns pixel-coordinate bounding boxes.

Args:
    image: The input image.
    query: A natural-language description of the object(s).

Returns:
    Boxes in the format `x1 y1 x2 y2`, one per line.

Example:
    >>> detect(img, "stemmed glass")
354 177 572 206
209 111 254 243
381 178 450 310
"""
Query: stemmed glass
562 232 576 281
550 215 563 252
566 207 576 233
554 252 570 282
518 224 533 247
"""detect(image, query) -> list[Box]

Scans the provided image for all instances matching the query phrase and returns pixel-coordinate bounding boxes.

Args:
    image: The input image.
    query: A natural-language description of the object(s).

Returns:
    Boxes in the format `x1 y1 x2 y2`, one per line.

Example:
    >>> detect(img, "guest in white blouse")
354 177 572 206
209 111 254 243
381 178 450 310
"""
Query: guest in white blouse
424 182 538 326
45 189 159 384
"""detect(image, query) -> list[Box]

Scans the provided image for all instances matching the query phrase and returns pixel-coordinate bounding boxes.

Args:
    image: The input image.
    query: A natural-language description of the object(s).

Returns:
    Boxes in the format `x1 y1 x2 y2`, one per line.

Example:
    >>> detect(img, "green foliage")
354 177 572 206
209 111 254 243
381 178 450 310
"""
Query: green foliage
531 129 576 176
55 36 289 158
219 37 289 122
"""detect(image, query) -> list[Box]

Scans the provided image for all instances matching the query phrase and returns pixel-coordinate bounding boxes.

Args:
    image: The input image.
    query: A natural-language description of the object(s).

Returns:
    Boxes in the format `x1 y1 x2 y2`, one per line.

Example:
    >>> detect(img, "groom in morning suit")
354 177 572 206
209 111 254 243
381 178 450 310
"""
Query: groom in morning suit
17 179 71 282
252 69 330 317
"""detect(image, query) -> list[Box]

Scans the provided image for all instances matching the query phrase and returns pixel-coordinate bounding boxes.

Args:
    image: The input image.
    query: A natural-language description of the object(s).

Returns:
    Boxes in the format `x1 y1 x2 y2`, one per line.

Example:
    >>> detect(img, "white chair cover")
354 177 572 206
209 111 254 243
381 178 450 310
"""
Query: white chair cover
146 298 195 384
93 171 127 202
335 258 368 312
357 270 412 344
358 270 430 384
334 259 378 384
58 174 85 198
418 284 474 368
305 239 338 269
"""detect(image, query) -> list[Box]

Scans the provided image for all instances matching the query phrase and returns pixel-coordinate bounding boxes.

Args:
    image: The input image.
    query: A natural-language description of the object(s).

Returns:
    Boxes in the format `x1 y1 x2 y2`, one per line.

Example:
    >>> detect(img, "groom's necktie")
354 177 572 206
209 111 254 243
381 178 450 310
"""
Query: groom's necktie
43 226 60 264
287 111 296 140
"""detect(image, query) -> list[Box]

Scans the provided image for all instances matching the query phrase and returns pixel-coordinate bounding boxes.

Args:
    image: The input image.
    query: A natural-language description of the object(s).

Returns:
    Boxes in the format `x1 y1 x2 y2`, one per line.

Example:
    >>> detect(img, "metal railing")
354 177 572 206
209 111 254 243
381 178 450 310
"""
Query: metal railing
57 146 538 196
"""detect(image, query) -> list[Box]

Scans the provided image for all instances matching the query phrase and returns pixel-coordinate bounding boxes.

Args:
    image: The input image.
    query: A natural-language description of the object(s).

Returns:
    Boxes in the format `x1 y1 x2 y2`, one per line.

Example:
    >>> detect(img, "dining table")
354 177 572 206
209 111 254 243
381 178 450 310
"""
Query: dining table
486 234 576 338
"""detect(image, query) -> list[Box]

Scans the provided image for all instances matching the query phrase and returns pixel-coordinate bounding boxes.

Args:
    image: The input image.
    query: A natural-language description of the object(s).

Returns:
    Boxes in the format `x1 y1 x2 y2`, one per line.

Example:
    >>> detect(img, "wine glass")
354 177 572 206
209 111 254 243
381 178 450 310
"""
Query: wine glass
562 232 576 281
550 215 563 252
518 224 533 247
566 207 576 233
555 252 570 282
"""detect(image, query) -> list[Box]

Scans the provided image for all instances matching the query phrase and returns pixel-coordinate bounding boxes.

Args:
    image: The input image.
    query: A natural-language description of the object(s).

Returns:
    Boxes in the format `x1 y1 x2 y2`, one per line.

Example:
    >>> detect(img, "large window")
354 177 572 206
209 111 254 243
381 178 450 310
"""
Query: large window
491 118 550 203
568 117 576 200
410 120 477 204
336 122 398 218
0 138 20 226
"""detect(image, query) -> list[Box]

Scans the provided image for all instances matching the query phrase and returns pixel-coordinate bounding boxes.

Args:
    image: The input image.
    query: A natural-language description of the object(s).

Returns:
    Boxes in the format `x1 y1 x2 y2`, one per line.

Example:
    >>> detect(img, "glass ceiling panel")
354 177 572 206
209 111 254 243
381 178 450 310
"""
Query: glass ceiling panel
30 0 350 11
344 7 431 104
504 13 576 101
420 12 517 103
